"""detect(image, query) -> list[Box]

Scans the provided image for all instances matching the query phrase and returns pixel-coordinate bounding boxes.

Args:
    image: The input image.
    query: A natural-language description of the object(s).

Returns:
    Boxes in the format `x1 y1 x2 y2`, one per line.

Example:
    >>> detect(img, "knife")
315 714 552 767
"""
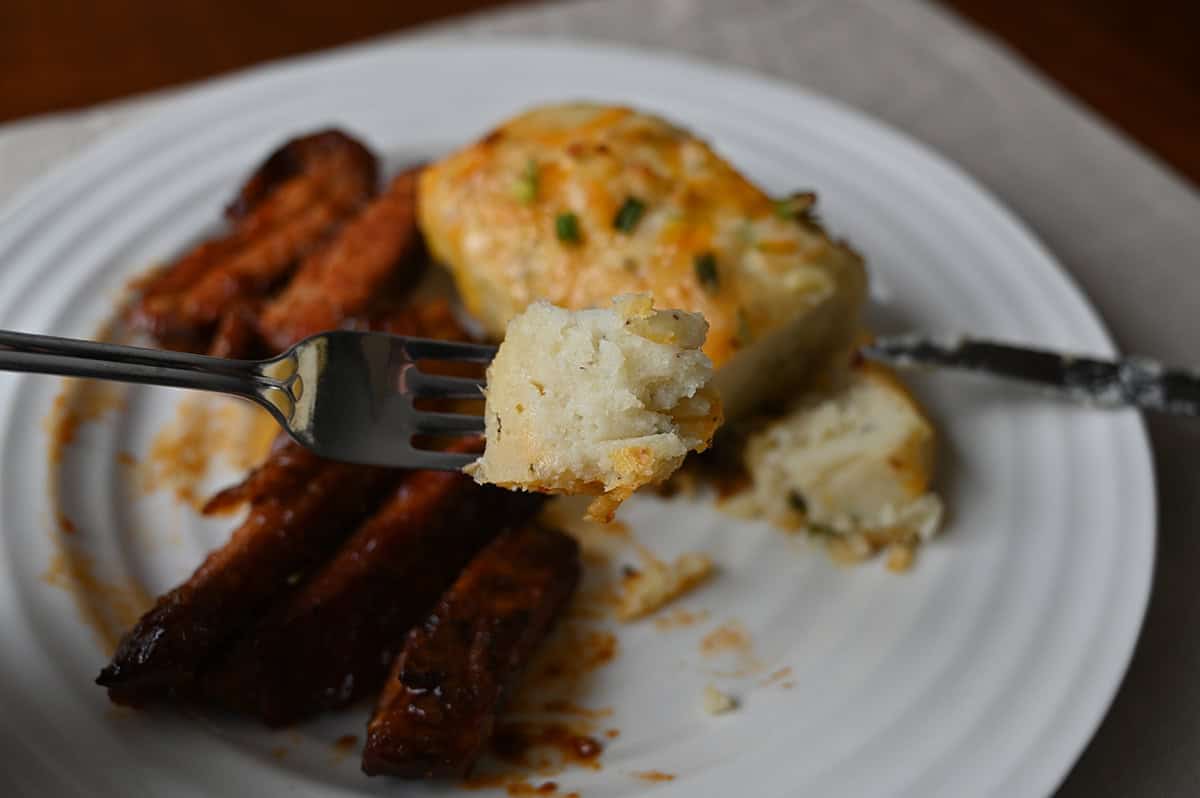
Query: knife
860 335 1200 416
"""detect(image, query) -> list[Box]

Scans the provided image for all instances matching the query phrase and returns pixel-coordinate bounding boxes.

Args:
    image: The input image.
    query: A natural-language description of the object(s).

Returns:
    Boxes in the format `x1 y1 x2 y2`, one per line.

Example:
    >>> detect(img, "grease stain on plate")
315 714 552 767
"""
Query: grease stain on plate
632 770 676 783
700 621 752 656
331 734 358 762
759 666 793 687
491 722 605 772
139 394 277 510
40 548 152 653
45 380 126 464
653 606 709 630
503 780 566 796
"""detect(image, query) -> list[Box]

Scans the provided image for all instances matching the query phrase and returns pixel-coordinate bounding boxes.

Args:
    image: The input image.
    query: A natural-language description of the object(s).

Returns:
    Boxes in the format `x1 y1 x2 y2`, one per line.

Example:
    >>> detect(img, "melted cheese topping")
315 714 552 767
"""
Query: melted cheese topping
419 103 865 374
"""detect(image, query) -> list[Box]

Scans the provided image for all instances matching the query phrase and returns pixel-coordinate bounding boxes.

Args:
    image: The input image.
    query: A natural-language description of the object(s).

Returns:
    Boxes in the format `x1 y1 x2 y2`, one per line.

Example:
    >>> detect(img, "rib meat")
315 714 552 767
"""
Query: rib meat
100 300 476 705
130 130 377 350
225 128 373 222
207 301 265 359
362 525 581 779
200 434 307 516
256 167 425 352
97 442 399 705
366 297 468 340
204 455 546 725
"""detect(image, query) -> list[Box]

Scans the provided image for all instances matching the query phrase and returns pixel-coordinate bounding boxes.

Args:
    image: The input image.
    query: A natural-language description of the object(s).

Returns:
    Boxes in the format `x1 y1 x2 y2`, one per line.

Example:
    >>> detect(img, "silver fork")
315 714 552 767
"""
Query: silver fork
0 329 495 470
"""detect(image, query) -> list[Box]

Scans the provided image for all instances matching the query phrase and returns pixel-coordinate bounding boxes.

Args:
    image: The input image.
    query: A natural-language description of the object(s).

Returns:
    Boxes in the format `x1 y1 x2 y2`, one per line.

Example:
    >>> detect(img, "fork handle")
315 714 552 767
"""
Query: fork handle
0 329 272 403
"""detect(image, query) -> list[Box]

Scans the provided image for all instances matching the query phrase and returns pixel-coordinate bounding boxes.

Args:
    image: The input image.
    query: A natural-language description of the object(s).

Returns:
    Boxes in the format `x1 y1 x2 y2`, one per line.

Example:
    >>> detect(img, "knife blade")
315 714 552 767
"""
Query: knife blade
861 335 1200 416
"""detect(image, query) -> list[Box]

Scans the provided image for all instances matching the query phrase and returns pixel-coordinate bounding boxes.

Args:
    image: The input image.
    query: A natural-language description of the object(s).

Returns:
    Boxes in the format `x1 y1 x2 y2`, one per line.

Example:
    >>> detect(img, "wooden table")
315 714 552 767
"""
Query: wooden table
2 1 1197 185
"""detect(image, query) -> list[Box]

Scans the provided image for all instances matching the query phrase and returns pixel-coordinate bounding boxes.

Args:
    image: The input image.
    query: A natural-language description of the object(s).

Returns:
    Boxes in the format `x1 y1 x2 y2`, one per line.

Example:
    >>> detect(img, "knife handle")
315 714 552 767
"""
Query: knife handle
862 335 1200 416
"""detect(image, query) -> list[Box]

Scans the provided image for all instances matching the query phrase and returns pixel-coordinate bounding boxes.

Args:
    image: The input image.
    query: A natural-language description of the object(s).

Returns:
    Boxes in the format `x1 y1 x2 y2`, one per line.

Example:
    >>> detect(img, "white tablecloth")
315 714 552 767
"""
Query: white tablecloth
3 1 1198 793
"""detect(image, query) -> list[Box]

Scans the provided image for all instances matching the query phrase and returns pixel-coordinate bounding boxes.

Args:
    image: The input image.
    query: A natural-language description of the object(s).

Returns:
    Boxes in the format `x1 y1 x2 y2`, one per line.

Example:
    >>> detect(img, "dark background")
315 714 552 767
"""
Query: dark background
2 0 1198 185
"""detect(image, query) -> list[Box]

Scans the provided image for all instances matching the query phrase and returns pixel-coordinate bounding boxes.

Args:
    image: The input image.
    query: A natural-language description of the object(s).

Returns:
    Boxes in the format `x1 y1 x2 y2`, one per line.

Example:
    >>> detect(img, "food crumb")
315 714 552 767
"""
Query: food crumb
617 549 714 620
700 621 751 656
885 542 916 572
827 532 874 565
703 684 738 715
633 769 677 783
270 746 288 760
604 729 620 739
653 606 710 630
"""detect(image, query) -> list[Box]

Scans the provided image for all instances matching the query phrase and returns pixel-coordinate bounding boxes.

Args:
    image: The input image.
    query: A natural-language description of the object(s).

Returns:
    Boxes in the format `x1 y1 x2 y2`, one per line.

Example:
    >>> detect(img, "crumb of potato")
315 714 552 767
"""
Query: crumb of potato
703 684 737 715
827 532 873 564
885 542 915 572
617 550 714 620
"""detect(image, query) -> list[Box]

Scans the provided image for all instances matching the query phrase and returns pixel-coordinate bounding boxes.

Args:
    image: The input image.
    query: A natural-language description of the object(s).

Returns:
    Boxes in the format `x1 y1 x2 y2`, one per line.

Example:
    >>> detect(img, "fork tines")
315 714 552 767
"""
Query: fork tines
404 371 486 400
402 337 496 363
401 337 493 458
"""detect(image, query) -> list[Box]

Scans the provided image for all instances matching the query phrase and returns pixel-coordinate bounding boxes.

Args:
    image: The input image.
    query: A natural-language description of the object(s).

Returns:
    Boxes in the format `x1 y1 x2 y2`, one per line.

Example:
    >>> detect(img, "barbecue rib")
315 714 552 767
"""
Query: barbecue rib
97 441 399 705
101 300 475 705
256 167 425 352
204 459 546 725
362 525 581 779
208 302 265 359
226 128 373 221
200 434 305 516
130 130 378 351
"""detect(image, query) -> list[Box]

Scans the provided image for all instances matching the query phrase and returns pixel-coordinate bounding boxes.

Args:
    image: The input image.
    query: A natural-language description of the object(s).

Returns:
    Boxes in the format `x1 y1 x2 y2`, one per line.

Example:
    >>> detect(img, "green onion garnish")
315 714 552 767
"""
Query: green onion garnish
513 159 539 204
693 252 719 291
613 197 646 233
555 212 581 244
774 191 820 226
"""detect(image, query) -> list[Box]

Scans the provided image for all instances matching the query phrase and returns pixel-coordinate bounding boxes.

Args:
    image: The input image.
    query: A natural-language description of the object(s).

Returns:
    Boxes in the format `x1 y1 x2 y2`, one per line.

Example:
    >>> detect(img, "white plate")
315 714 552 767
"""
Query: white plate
0 40 1154 798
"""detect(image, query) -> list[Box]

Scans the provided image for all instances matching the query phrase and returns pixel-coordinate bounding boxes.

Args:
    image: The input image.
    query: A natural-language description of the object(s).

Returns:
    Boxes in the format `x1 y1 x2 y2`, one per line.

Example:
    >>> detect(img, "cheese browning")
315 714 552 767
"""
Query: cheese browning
418 103 867 420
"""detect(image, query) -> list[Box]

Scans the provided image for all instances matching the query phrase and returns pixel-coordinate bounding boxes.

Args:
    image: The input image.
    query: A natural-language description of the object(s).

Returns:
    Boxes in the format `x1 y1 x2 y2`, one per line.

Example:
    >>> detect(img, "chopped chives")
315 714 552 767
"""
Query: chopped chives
513 159 539 204
693 252 719 291
613 196 646 232
555 212 581 244
774 191 821 227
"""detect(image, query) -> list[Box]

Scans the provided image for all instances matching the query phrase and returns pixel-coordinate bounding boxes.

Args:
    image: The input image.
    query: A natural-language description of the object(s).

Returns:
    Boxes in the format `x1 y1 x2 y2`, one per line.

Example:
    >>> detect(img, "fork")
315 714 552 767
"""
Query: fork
0 329 495 470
